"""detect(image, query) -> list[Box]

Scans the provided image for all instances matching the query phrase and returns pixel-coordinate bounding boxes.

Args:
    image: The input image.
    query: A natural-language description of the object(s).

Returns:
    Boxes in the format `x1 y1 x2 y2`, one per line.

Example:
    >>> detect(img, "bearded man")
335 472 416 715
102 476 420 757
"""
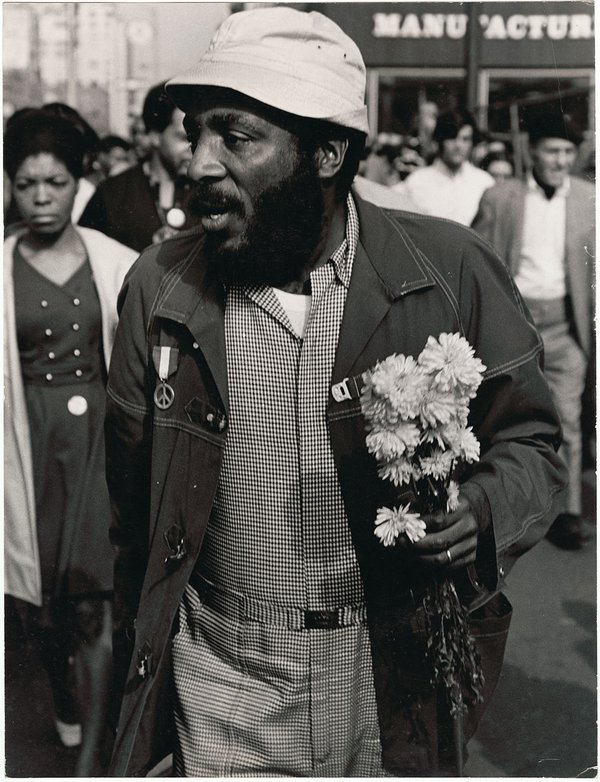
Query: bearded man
105 8 566 777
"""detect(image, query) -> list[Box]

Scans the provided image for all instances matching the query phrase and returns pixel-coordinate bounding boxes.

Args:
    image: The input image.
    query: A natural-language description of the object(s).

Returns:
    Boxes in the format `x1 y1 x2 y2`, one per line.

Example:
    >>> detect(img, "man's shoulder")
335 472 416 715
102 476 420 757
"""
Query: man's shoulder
465 162 495 186
404 164 439 187
480 178 525 206
569 174 595 201
127 226 206 288
362 197 497 261
94 164 148 198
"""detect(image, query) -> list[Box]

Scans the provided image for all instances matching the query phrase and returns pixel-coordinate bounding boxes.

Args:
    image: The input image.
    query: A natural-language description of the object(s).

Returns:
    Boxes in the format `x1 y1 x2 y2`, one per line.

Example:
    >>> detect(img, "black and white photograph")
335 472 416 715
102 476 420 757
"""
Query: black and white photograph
3 1 596 777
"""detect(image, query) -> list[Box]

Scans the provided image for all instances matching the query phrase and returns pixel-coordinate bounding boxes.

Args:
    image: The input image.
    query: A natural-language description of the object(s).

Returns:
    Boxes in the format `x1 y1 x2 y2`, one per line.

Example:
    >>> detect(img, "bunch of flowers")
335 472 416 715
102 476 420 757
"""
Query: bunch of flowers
360 332 486 719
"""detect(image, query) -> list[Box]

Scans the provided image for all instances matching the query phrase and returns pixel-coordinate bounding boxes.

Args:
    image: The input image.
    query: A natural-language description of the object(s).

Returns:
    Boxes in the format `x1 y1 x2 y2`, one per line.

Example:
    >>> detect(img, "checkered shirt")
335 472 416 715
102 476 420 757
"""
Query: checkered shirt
196 194 363 610
175 196 384 774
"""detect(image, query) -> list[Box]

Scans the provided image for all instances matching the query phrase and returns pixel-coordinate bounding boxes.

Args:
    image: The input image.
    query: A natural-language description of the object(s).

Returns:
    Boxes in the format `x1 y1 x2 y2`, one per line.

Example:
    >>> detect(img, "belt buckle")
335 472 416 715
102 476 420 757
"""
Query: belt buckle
304 609 339 630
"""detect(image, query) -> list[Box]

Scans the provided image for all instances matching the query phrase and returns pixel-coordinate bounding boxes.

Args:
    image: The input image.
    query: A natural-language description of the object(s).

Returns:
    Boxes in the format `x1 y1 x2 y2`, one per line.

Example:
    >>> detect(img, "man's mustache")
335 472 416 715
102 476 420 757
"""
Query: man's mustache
188 186 244 218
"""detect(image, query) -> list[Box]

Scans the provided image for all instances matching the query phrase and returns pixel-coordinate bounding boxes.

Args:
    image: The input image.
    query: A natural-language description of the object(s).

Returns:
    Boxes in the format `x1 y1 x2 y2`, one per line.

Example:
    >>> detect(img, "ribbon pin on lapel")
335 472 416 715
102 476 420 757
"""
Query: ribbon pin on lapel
153 346 179 410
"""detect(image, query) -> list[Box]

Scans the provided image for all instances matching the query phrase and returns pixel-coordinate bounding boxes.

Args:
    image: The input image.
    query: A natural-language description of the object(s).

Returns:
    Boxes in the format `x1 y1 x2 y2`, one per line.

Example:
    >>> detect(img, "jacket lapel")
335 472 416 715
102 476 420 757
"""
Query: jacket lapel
332 196 434 382
153 237 229 414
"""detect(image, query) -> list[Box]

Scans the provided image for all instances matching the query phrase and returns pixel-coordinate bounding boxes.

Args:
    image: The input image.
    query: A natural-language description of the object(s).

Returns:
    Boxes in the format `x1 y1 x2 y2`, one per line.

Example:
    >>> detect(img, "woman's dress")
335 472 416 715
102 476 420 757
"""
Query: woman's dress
13 246 114 596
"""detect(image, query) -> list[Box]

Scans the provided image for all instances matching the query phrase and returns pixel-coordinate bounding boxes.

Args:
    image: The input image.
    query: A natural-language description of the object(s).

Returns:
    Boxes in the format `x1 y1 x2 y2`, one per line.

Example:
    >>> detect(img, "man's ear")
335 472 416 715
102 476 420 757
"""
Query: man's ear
315 139 349 181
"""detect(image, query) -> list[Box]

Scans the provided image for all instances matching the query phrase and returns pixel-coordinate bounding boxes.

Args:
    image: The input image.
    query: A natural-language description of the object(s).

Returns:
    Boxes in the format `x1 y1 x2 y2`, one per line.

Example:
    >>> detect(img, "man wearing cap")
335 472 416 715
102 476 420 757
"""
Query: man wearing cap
105 9 566 777
79 84 199 251
473 112 594 550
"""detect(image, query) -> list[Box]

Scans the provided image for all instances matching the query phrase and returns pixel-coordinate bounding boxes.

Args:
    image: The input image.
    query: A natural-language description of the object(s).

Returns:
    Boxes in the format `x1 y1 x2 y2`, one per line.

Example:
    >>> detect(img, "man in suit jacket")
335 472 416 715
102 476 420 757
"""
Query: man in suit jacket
79 84 199 251
473 112 595 549
104 9 566 777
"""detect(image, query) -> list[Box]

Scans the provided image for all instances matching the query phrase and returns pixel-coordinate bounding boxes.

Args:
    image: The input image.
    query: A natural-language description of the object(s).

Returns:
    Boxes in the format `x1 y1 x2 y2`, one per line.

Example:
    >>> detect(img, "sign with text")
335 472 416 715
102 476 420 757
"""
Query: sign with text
318 2 594 68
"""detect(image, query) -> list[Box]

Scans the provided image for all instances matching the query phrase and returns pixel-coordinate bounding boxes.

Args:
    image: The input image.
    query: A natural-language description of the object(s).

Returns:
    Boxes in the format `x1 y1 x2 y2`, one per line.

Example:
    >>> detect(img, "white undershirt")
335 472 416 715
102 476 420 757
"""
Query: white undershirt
513 174 569 300
272 288 312 338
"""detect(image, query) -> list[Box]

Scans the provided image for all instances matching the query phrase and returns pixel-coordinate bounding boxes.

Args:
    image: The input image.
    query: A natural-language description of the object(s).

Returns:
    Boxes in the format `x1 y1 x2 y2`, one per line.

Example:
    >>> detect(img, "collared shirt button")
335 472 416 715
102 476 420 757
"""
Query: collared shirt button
72 323 80 331
206 412 215 423
41 300 48 308
75 369 83 377
74 349 81 357
45 328 52 337
45 373 53 381
73 297 80 306
192 342 199 349
48 351 55 360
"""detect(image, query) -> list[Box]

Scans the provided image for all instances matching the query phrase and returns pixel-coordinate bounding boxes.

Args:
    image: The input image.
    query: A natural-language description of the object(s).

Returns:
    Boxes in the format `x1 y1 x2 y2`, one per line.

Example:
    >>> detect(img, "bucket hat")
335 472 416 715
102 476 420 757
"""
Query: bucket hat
166 7 369 134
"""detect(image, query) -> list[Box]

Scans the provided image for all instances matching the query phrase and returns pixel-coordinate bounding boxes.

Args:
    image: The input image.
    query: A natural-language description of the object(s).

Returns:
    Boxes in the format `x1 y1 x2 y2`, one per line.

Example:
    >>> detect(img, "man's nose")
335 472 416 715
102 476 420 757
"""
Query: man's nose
187 139 226 182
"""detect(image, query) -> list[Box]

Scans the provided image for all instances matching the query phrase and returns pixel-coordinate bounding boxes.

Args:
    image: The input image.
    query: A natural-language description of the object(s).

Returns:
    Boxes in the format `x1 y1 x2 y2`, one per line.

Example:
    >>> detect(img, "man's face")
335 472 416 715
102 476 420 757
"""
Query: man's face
184 91 325 287
155 108 193 179
530 137 576 189
440 124 473 171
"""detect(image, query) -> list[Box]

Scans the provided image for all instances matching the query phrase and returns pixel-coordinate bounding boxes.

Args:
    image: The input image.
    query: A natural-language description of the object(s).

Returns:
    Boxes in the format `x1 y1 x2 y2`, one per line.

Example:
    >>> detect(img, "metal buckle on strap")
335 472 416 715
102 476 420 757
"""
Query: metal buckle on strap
304 609 340 630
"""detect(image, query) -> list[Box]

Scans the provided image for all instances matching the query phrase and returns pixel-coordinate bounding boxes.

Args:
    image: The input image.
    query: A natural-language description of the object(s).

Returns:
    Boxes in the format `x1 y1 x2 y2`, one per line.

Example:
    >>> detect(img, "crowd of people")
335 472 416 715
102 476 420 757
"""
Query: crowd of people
3 6 594 777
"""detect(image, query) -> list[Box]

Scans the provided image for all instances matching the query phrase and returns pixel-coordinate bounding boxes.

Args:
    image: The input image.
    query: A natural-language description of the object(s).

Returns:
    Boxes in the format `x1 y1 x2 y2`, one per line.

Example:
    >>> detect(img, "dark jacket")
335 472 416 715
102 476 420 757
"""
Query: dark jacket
78 164 160 252
105 195 566 776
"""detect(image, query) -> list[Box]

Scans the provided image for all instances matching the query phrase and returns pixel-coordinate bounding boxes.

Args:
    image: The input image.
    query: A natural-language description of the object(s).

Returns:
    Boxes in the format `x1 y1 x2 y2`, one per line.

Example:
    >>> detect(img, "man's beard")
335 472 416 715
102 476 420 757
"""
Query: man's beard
190 152 325 287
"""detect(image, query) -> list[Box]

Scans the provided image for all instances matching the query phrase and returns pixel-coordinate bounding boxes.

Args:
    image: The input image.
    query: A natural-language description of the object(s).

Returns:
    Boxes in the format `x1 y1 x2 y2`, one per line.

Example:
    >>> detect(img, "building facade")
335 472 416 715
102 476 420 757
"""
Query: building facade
313 2 594 140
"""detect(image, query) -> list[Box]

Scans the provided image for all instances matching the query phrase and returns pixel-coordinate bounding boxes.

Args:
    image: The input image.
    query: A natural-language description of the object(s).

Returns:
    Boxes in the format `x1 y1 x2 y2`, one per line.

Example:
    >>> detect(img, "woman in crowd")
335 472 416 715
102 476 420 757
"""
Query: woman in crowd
4 110 136 775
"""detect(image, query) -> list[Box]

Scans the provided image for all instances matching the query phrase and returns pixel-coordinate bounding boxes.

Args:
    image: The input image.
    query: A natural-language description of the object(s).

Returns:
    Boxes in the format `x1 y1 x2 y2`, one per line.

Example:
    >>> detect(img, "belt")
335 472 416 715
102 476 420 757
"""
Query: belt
188 570 368 631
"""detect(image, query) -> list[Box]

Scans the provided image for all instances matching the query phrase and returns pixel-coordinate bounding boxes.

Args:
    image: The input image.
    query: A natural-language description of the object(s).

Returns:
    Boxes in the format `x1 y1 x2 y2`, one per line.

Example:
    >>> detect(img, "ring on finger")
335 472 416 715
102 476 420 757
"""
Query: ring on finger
445 549 452 564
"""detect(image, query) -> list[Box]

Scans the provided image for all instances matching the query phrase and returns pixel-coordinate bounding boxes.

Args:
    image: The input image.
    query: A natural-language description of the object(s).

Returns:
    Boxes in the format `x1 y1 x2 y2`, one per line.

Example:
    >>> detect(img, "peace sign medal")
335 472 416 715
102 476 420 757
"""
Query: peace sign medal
152 346 180 410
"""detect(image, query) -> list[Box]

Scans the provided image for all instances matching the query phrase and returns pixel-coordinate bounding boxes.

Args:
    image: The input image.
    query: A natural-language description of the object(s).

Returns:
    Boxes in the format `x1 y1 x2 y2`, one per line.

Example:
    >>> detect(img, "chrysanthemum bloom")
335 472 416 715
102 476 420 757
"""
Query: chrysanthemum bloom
378 458 417 487
446 424 480 463
419 387 457 427
419 449 454 480
374 505 426 546
366 423 421 462
360 385 401 429
418 333 486 396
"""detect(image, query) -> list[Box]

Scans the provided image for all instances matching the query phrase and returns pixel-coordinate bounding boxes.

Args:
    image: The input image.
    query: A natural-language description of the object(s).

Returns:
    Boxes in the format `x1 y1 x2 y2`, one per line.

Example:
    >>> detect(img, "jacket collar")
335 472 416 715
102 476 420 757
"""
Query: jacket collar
331 193 434 382
152 195 435 410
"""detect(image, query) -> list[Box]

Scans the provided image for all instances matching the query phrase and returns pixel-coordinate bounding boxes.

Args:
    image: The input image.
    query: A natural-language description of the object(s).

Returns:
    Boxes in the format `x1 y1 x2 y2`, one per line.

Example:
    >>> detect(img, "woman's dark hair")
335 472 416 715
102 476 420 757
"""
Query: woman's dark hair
433 107 481 147
4 108 87 181
42 102 100 175
98 134 132 154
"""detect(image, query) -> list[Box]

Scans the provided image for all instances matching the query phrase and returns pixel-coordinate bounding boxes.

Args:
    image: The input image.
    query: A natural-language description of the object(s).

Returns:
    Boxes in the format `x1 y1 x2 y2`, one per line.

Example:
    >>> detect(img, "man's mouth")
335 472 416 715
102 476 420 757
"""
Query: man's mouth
201 211 230 232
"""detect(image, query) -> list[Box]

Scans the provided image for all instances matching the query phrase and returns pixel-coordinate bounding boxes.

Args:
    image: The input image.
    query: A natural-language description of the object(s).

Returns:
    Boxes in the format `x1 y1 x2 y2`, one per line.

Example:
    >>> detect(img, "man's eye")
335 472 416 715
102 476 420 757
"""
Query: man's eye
224 132 250 148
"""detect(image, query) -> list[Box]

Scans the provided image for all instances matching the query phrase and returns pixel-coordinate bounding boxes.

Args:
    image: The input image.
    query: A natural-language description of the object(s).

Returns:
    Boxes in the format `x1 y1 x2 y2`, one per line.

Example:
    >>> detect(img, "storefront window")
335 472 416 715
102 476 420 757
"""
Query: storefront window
482 70 593 136
372 70 466 135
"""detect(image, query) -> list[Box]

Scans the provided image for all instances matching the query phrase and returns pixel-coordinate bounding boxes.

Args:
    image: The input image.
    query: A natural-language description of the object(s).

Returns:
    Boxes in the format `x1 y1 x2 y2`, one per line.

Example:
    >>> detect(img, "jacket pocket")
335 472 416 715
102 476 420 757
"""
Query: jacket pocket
464 591 513 740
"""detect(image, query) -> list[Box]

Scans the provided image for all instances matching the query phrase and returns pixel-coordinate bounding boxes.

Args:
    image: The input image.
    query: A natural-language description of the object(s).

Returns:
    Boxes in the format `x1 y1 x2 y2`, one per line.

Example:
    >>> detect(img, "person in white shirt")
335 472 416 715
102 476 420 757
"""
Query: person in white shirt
472 112 595 550
397 108 494 225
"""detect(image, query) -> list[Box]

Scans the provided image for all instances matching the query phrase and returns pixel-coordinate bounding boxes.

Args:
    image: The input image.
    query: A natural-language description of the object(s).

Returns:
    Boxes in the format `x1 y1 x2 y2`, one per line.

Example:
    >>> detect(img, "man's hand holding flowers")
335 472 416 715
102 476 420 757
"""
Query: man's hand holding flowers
411 495 479 571
360 333 488 721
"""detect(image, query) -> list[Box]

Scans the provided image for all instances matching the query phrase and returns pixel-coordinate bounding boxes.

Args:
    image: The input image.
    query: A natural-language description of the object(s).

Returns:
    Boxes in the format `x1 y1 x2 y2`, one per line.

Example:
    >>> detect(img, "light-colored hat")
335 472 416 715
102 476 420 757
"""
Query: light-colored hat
166 7 369 134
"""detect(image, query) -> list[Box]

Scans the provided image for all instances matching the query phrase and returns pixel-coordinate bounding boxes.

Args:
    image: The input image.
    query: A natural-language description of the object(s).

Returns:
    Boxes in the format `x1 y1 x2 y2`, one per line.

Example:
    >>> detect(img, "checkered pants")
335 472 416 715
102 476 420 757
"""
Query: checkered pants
172 583 385 777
